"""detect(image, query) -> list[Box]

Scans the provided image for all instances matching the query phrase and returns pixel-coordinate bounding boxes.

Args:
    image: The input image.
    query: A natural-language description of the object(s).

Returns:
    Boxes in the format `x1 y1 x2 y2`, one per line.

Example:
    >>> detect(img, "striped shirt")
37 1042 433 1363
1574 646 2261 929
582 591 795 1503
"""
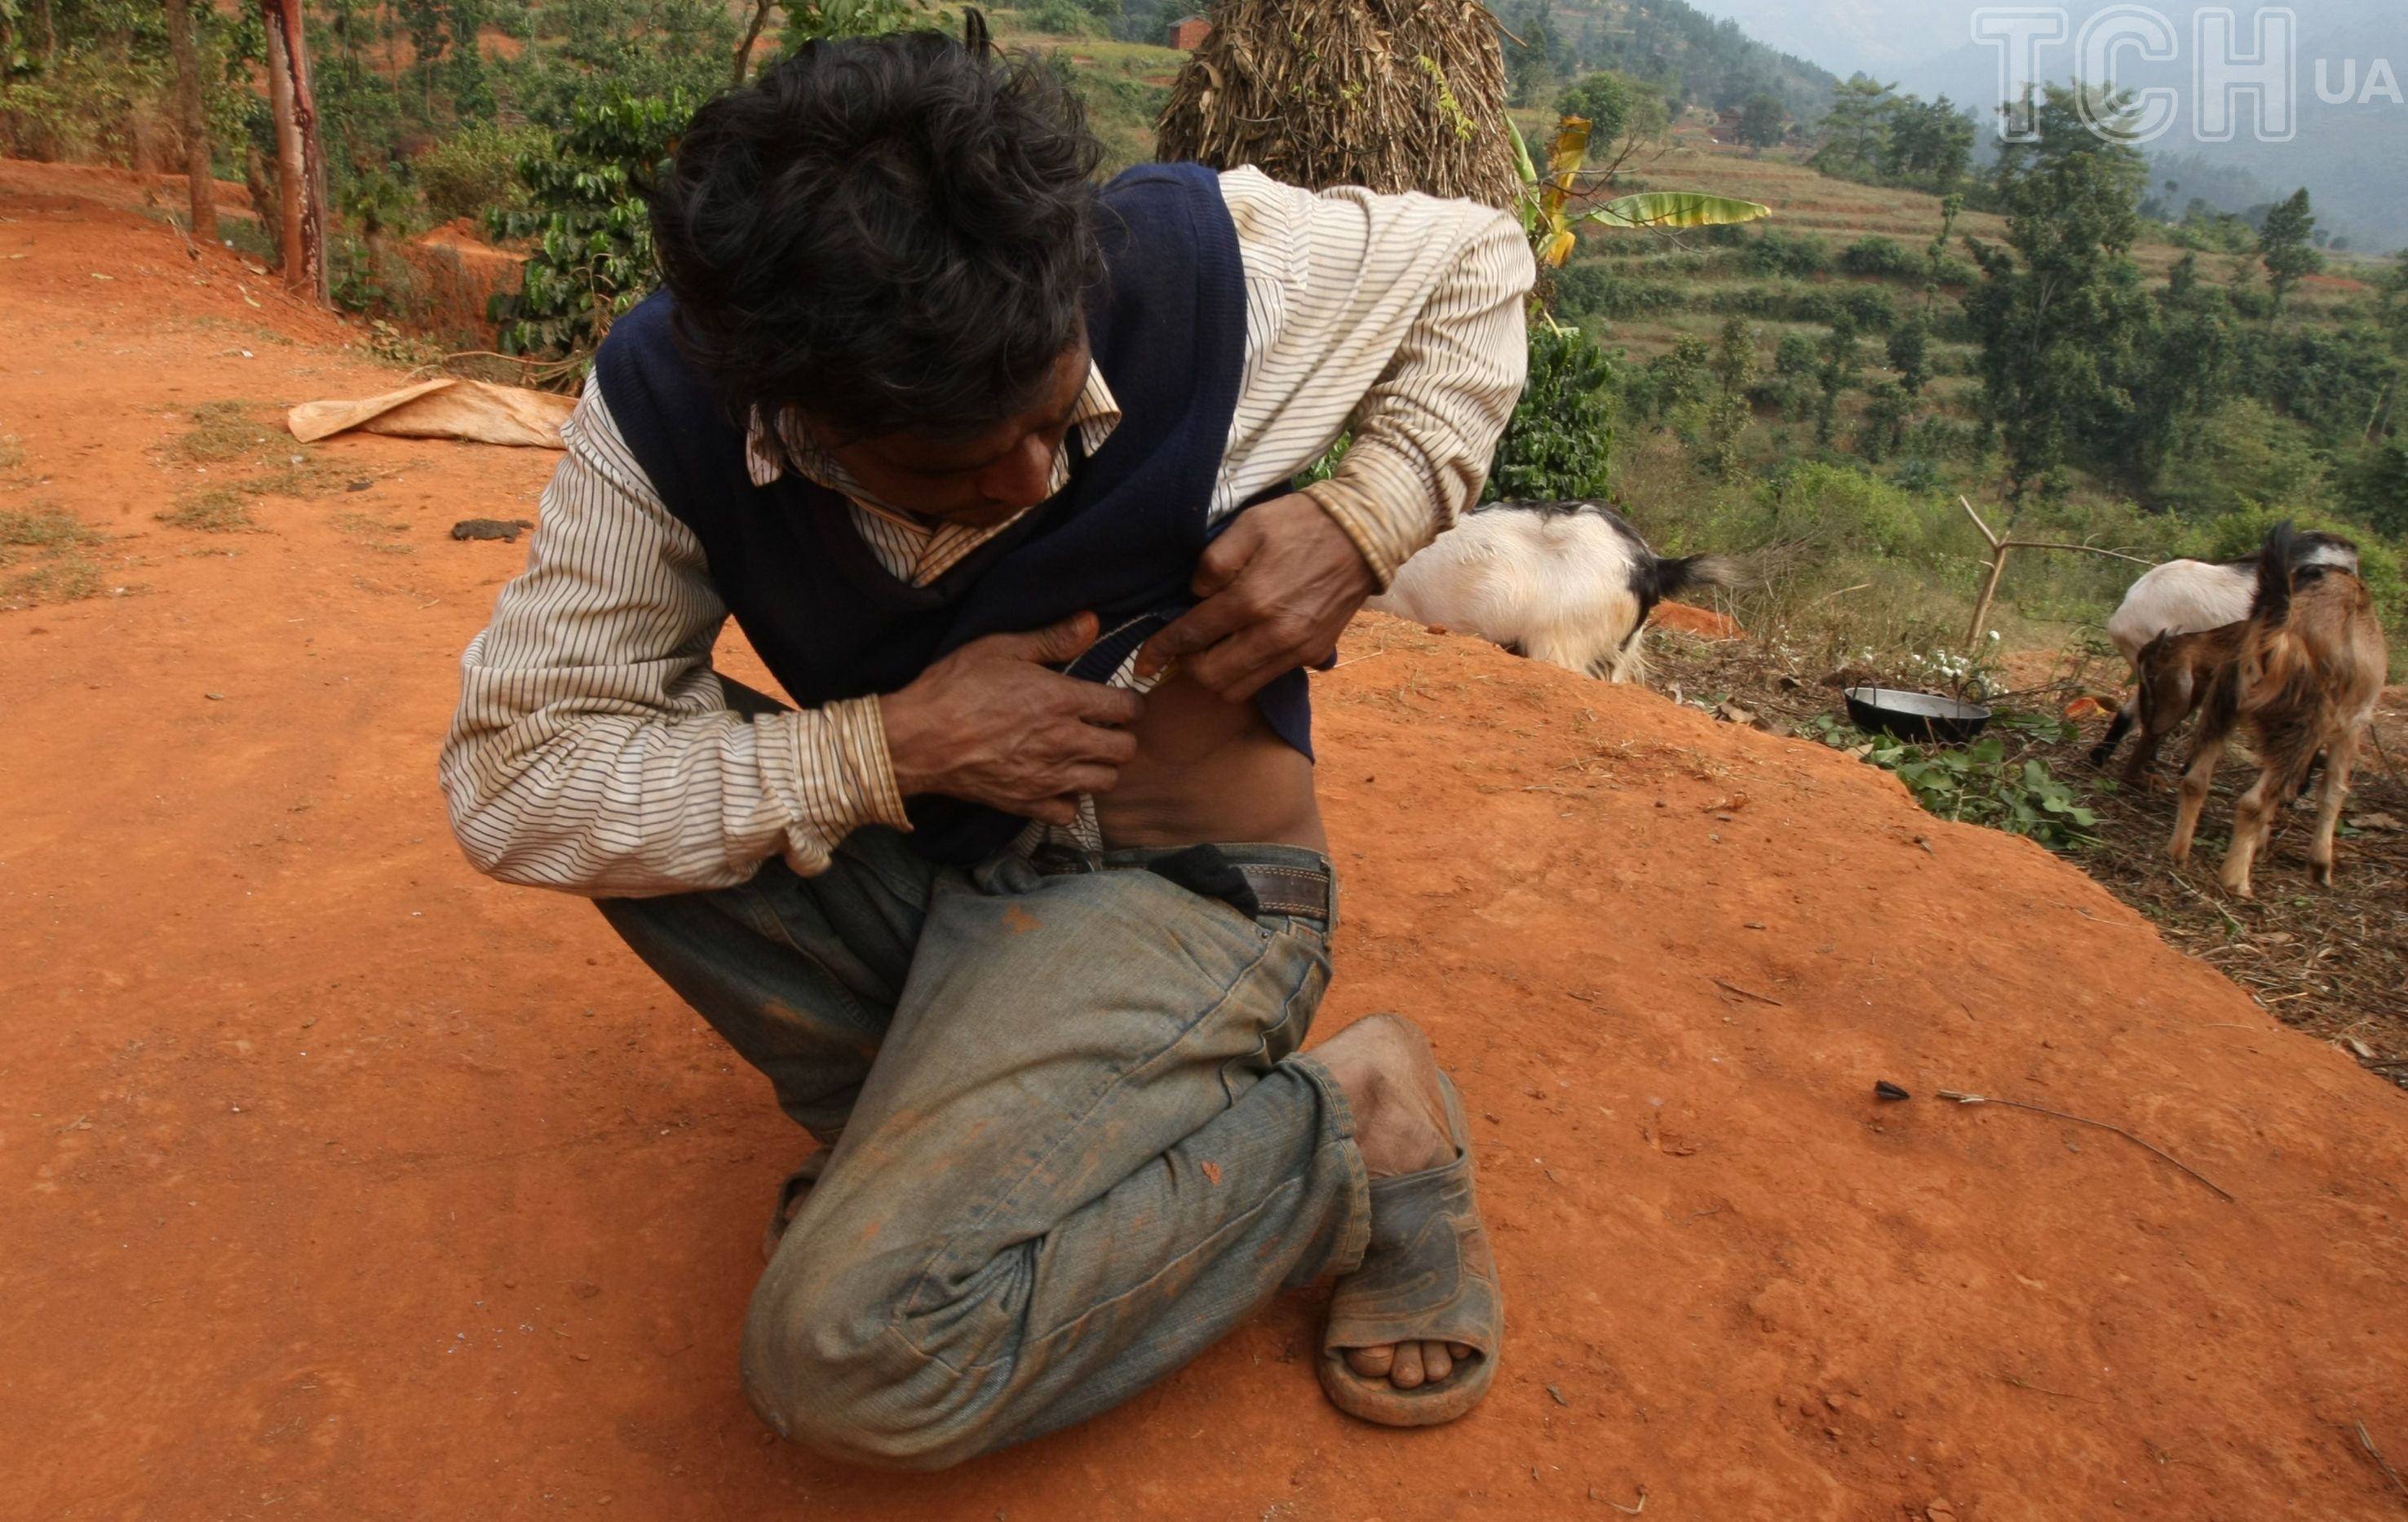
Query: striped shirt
439 167 1534 896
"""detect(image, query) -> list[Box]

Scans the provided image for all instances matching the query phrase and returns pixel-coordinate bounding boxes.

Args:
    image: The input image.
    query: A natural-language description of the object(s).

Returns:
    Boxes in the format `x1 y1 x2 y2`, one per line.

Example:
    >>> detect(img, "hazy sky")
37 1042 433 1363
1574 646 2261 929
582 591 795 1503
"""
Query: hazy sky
1679 0 2399 82
1675 0 2408 249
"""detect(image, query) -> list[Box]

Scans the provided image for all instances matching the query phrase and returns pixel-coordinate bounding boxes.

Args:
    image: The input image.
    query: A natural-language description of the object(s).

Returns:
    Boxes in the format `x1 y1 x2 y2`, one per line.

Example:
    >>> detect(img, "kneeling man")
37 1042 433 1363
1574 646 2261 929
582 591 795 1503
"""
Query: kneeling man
440 26 1532 1468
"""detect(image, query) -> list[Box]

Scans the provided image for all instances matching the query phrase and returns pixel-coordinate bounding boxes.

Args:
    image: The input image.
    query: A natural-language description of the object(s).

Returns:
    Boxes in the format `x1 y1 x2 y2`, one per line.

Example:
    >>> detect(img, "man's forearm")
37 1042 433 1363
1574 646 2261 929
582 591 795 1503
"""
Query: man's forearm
439 387 911 896
442 672 910 895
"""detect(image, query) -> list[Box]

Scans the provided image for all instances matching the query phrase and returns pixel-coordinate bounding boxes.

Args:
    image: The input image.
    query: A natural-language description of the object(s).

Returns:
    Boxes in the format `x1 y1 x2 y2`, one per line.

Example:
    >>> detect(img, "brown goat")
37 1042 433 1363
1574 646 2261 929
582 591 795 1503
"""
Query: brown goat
2118 621 2248 788
2169 524 2389 897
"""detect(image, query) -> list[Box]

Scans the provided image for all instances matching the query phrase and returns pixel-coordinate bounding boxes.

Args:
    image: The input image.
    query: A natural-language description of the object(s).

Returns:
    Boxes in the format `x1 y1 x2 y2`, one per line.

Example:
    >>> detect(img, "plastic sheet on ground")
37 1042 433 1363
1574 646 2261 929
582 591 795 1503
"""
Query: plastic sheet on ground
286 378 573 449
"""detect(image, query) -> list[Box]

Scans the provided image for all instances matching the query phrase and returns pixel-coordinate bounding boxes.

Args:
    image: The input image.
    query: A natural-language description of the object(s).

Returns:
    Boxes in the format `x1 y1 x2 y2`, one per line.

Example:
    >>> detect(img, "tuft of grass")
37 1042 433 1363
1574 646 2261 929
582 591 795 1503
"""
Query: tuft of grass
0 434 24 476
170 401 277 465
157 488 258 533
0 504 101 550
2 553 104 608
250 455 347 499
332 511 414 554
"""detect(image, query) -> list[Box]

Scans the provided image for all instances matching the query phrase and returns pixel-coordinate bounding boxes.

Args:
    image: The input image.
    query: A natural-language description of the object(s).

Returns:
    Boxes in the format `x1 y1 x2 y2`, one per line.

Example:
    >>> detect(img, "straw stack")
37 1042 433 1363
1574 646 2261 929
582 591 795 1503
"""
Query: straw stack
1156 0 1520 209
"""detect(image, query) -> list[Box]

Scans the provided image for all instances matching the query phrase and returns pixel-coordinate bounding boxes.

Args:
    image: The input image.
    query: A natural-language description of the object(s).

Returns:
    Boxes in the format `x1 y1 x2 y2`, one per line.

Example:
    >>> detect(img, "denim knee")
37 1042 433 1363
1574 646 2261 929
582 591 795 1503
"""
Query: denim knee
740 1237 1004 1471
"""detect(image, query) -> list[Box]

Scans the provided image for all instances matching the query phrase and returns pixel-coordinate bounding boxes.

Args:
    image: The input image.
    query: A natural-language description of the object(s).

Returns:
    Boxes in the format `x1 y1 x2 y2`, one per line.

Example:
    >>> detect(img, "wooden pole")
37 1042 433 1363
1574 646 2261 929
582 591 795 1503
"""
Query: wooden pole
166 0 219 244
1958 495 2158 651
261 0 330 306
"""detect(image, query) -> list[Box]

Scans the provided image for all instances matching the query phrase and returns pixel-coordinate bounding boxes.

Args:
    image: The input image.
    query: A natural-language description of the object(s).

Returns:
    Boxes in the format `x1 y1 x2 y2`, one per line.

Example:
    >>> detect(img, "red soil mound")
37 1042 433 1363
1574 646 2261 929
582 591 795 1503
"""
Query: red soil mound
1649 600 1744 639
4 157 2405 1521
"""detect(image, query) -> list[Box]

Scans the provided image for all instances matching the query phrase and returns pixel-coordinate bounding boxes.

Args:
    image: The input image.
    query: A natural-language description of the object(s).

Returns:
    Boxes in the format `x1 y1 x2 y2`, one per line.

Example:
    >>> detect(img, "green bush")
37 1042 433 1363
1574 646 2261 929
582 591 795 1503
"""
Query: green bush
1485 325 1616 502
1022 0 1104 35
489 89 690 361
1742 230 1834 277
417 122 549 225
1705 283 1898 331
1840 236 1919 279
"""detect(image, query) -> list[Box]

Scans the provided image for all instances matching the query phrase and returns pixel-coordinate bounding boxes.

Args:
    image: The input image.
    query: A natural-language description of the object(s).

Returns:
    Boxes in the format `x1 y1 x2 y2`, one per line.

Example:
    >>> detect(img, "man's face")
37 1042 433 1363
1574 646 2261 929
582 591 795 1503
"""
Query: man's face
814 342 1091 528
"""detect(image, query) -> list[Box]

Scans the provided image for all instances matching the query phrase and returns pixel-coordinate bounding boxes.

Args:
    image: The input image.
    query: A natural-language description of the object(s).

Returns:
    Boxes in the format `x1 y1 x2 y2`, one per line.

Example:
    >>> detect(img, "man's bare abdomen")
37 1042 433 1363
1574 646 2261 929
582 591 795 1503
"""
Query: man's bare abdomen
1094 671 1326 851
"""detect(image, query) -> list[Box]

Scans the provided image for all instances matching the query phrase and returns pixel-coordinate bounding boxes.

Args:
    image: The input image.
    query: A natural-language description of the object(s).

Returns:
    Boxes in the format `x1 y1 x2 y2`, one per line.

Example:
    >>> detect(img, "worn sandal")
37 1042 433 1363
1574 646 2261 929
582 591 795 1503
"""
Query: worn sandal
759 1144 834 1263
1318 1073 1503 1426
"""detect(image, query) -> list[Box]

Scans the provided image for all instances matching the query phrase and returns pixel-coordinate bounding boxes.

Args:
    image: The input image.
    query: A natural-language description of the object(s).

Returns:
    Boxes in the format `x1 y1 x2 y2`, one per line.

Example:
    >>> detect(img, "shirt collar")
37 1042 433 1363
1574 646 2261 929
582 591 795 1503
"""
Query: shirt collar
742 362 1124 508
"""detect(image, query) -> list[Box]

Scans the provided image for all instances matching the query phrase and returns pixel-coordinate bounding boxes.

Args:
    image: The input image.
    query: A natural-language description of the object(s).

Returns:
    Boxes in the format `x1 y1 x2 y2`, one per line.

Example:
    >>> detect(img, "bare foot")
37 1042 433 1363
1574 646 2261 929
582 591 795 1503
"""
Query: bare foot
1316 1014 1478 1389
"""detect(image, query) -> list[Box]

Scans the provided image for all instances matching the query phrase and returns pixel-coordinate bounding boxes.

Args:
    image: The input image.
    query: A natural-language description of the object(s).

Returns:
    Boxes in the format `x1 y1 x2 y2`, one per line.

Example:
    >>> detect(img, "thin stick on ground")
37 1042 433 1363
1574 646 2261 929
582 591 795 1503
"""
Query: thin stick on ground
2362 1418 2408 1502
1709 976 1783 1007
1935 1090 2236 1201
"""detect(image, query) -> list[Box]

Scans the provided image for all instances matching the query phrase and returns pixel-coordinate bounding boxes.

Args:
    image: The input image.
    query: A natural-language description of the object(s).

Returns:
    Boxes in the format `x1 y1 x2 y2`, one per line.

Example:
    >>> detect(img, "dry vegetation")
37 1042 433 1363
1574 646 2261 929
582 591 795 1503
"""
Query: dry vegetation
0 502 107 609
1157 0 1520 208
151 400 350 537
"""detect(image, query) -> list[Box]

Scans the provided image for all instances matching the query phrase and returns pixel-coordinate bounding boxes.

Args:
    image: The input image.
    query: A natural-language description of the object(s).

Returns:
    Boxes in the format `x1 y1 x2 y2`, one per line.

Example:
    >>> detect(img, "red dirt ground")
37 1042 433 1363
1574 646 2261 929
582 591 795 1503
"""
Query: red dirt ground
5 158 2406 1521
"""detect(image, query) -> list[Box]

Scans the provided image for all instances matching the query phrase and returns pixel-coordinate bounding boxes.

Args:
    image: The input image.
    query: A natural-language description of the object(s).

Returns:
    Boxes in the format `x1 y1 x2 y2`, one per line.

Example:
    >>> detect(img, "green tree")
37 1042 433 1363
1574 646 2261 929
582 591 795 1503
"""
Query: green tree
1501 0 1564 107
1814 319 1861 447
2258 187 2323 322
1711 316 1759 397
1772 331 1817 419
1886 317 1931 398
1922 191 1964 315
2370 251 2408 440
1856 380 1910 462
1737 90 1783 149
1881 95 1973 191
1555 70 1631 144
1961 86 2153 501
2122 251 2237 488
1809 73 1893 179
2341 440 2408 536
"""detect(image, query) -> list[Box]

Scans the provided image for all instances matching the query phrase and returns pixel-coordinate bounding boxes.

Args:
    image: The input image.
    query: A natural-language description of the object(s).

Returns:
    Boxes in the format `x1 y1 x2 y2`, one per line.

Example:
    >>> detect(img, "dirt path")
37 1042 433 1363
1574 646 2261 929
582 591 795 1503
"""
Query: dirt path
5 159 2406 1521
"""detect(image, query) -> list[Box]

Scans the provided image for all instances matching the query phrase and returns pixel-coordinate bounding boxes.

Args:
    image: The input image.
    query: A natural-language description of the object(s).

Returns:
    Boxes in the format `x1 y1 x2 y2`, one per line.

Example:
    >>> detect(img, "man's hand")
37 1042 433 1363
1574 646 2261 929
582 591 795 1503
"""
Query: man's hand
879 614 1143 827
1135 493 1379 702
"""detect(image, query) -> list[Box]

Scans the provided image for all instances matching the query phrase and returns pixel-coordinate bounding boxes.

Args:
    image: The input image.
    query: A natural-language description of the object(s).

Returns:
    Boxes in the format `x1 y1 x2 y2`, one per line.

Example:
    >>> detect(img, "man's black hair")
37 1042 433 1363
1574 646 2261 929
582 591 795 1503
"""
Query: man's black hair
647 31 1106 445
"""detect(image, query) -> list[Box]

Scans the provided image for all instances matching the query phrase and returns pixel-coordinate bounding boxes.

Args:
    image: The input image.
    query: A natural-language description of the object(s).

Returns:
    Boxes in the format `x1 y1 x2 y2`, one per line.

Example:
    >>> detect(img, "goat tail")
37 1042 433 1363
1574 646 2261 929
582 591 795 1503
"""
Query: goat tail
2251 520 2300 631
1652 553 1741 603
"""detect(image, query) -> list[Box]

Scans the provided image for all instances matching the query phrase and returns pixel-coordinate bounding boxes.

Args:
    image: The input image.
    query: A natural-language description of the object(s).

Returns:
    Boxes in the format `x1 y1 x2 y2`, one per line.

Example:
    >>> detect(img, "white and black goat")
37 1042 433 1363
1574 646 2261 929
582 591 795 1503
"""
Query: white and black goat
1370 502 1737 684
2090 529 2360 771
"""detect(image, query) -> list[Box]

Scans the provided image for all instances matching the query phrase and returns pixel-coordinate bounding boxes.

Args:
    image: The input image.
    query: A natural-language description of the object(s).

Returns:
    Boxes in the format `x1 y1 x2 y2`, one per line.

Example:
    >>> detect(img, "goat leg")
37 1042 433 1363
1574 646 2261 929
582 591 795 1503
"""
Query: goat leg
2170 732 2227 865
2308 727 2362 887
2090 697 2137 768
2219 770 2277 898
2122 727 2165 790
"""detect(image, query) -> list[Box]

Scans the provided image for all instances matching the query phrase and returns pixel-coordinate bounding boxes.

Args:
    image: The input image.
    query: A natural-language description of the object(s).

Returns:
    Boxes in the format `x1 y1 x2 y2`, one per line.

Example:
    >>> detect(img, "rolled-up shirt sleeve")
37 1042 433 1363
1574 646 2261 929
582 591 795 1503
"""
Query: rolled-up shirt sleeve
1215 167 1535 584
437 383 910 896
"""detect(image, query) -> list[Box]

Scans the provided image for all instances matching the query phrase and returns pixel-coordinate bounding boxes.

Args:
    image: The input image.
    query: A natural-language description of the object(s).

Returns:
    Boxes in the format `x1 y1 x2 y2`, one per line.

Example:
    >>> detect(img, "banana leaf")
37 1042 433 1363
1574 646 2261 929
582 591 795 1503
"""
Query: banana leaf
1576 192 1773 230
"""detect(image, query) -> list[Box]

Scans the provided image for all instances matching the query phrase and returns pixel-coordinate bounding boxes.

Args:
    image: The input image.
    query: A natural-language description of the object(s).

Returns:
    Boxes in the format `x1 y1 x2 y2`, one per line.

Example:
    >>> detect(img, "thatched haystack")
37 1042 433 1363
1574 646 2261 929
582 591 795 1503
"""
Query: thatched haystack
1156 0 1520 210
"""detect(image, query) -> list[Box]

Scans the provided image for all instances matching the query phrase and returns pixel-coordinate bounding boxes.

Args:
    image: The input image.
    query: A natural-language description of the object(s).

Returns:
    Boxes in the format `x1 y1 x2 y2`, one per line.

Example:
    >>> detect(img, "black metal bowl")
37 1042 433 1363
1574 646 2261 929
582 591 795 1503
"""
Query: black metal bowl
1844 687 1994 745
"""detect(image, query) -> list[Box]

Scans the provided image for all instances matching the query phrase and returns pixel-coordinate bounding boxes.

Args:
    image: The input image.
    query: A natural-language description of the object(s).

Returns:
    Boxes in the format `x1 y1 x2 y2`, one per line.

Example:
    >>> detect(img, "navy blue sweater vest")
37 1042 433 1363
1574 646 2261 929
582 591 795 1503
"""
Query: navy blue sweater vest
594 161 1312 865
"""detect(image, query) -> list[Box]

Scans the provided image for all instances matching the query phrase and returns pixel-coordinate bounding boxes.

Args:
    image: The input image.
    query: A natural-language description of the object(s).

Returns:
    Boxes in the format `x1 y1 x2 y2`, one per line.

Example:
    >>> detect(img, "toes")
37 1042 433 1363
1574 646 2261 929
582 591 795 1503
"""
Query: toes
1422 1341 1454 1383
1447 1341 1474 1361
1346 1345 1397 1378
1391 1343 1427 1389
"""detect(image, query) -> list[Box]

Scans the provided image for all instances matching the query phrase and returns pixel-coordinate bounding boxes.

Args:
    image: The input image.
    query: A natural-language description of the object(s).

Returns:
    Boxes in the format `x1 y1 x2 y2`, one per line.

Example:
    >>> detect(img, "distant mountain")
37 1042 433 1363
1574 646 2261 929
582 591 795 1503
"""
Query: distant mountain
1888 2 2406 250
1648 0 1942 76
1540 0 1840 117
1673 1 2404 252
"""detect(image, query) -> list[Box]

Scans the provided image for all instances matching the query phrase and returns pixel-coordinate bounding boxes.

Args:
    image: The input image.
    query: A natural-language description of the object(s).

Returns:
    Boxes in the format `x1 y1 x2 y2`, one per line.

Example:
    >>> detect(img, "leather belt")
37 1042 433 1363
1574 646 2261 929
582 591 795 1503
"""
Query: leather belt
1030 843 1335 923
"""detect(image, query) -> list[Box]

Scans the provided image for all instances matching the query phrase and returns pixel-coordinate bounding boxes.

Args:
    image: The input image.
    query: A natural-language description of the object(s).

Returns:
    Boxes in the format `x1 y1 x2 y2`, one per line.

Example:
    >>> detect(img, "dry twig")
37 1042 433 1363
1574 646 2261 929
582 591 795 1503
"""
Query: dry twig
1937 1091 2234 1201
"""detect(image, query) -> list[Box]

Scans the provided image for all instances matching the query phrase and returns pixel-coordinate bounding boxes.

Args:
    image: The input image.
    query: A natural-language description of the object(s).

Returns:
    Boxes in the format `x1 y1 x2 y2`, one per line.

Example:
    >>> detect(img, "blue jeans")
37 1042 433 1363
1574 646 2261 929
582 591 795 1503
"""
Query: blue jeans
598 827 1372 1469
